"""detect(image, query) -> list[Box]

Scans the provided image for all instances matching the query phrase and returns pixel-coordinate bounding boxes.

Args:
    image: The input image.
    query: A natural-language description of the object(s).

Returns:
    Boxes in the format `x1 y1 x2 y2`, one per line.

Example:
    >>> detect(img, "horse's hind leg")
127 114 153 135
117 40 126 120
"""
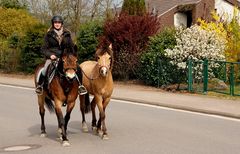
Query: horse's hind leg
91 97 97 132
38 95 46 137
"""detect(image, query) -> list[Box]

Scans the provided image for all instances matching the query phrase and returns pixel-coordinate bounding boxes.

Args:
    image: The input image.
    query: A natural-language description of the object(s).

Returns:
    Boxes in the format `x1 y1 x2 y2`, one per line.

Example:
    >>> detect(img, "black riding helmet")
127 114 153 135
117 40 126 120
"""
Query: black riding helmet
51 15 63 25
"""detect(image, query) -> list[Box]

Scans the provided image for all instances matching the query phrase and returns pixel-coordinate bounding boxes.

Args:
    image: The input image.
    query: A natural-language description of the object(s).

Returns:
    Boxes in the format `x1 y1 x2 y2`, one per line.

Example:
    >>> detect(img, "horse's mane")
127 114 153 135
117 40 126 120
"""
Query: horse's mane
96 39 113 57
95 45 113 57
95 44 114 69
62 45 78 58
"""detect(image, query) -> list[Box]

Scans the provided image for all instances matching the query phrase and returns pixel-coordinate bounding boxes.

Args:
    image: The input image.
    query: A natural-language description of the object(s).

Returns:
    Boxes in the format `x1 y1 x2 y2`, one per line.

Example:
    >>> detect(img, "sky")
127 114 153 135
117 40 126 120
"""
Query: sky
113 0 123 6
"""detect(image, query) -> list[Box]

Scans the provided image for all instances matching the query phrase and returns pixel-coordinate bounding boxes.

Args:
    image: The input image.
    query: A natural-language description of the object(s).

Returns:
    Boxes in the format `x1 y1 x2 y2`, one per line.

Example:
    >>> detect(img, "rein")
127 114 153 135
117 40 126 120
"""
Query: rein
81 63 110 80
81 65 101 80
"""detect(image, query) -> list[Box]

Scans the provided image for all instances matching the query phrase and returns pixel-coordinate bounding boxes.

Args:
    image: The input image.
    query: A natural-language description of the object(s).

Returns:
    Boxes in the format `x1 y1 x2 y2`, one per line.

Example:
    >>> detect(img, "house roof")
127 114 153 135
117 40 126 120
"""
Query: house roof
146 0 201 15
146 0 240 15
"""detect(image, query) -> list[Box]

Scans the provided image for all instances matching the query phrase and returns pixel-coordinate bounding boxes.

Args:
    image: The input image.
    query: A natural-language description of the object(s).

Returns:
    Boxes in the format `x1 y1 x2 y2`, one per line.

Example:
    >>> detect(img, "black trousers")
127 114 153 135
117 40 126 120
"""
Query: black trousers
76 66 83 85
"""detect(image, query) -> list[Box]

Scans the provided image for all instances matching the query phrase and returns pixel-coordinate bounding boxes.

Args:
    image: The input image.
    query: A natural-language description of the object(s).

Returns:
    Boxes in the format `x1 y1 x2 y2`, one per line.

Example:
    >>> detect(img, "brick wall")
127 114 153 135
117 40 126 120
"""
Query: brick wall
157 0 215 30
194 0 215 22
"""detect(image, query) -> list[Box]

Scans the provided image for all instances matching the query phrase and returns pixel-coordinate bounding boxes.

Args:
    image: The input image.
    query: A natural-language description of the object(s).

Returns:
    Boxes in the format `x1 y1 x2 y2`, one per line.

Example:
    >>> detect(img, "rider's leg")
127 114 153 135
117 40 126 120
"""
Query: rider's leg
35 59 51 95
35 71 44 95
76 66 87 95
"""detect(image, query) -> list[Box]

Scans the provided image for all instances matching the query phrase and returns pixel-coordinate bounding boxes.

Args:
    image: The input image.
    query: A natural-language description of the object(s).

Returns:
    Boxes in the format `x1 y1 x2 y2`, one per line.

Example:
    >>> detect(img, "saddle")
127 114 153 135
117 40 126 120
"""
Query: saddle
44 60 68 107
46 60 59 88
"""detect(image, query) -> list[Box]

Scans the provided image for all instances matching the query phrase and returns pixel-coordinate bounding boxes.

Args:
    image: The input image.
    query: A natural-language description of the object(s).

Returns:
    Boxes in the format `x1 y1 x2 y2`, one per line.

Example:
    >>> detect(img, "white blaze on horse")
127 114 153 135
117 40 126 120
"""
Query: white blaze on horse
79 44 113 140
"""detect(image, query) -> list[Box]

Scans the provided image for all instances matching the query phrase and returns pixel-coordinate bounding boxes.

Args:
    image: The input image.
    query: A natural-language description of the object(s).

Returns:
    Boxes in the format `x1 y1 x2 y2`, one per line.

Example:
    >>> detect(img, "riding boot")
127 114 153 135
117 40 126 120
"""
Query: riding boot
76 66 87 95
35 73 45 95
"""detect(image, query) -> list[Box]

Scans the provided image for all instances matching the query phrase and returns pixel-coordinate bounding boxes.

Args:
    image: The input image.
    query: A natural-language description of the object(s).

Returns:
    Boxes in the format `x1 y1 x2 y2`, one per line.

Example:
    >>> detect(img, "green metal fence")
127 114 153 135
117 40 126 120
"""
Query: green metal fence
187 59 240 96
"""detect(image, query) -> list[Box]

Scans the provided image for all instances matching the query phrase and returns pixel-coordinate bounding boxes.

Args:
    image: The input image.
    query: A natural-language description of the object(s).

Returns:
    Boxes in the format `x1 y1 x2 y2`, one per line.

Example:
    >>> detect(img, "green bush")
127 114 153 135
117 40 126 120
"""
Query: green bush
19 24 47 73
0 34 21 72
0 39 13 71
0 0 27 9
76 20 104 63
0 7 38 38
137 28 185 87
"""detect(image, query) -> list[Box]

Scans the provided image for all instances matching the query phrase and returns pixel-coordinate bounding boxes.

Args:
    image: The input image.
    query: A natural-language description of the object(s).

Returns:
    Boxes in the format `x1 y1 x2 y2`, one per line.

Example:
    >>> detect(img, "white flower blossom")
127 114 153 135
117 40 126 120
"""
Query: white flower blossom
165 25 226 80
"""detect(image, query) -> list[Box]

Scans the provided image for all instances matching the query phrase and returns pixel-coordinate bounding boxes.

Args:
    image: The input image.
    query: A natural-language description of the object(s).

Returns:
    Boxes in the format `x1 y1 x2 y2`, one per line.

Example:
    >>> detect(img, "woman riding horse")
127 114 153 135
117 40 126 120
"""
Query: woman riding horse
35 47 81 146
35 15 87 95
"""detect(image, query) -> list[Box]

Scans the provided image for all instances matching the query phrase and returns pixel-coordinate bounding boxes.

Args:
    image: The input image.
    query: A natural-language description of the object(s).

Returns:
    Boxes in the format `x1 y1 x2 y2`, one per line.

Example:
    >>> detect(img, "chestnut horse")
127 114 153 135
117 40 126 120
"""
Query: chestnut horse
79 44 113 139
34 47 79 146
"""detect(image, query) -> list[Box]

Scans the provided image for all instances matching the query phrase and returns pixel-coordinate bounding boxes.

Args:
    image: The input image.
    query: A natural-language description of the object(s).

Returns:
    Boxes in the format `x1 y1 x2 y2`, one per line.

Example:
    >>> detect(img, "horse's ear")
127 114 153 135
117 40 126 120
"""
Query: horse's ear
71 44 78 57
74 44 78 53
63 49 68 57
109 44 112 50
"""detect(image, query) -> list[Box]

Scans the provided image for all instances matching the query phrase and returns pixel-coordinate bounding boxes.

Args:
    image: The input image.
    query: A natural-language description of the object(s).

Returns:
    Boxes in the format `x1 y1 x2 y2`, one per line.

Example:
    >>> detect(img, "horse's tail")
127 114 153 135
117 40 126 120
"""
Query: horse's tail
45 97 55 113
84 93 91 113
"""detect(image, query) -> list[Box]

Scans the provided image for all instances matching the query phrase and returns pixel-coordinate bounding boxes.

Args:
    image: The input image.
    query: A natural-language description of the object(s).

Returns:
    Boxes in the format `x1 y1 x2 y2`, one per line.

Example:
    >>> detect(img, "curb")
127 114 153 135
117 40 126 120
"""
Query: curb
112 97 240 120
1 82 240 120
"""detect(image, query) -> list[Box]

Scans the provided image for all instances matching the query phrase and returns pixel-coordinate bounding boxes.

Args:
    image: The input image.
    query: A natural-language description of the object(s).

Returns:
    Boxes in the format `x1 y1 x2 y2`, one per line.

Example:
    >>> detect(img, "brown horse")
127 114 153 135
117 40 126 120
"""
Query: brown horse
79 44 113 139
34 46 79 146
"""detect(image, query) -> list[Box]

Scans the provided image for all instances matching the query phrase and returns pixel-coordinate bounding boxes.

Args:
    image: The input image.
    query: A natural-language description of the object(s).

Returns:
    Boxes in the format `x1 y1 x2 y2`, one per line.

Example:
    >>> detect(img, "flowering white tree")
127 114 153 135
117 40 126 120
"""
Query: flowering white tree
165 25 226 80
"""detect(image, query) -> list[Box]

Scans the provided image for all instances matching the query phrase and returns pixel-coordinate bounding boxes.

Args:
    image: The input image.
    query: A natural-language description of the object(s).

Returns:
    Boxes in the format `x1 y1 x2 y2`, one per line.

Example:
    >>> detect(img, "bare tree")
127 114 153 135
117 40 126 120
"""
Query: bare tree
26 0 122 33
28 0 52 24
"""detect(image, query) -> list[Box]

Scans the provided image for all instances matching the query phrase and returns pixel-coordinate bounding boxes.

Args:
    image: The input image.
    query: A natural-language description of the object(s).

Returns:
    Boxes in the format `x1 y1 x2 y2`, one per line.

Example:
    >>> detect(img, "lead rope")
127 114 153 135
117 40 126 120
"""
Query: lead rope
80 64 101 81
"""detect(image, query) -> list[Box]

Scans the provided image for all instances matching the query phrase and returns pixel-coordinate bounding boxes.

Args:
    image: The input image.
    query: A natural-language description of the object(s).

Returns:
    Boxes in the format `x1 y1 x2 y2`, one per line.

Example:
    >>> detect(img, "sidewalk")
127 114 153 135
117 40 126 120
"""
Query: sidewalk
0 74 240 119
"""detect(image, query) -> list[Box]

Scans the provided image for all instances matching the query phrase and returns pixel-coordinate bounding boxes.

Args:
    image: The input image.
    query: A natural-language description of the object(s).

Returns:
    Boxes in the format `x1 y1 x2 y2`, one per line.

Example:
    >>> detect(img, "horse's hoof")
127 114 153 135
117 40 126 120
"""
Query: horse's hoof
82 122 88 133
92 127 98 135
102 134 109 140
97 130 103 137
57 128 62 138
62 141 70 147
40 133 47 137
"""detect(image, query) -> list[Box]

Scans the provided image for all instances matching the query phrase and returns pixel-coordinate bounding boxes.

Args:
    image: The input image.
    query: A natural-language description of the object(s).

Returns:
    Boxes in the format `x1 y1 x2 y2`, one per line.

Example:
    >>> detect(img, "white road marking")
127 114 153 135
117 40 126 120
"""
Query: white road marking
1 83 240 122
112 99 240 122
4 145 31 151
0 84 33 91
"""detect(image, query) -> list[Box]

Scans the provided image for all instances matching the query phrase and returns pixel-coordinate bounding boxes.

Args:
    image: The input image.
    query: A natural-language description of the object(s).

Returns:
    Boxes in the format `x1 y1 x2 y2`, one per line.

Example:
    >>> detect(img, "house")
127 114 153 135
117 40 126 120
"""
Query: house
146 0 240 29
215 0 240 21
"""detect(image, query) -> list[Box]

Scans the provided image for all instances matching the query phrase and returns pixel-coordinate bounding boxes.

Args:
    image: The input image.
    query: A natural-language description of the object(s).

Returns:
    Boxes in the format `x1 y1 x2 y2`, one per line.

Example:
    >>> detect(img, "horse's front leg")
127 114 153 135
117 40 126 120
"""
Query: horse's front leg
95 95 109 139
101 97 111 140
55 99 69 146
64 101 75 132
38 95 46 137
79 95 88 132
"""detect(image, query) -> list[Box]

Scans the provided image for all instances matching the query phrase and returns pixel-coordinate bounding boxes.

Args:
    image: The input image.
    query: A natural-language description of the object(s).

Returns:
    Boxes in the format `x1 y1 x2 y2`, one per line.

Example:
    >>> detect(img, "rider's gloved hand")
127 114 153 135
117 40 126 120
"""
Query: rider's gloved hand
50 55 57 60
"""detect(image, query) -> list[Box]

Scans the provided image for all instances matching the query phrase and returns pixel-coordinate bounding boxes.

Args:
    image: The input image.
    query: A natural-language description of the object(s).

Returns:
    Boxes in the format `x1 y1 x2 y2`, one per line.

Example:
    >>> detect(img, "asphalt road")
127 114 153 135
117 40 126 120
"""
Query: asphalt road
0 84 240 154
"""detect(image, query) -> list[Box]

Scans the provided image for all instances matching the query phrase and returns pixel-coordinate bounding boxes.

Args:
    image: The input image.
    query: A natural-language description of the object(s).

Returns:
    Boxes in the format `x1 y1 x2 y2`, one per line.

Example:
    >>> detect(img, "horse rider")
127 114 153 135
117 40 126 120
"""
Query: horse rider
35 15 87 95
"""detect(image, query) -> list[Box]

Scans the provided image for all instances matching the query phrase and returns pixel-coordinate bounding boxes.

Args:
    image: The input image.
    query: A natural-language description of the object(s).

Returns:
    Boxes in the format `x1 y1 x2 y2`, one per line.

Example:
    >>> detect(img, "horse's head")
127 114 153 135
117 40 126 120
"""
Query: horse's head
95 44 113 77
62 45 78 80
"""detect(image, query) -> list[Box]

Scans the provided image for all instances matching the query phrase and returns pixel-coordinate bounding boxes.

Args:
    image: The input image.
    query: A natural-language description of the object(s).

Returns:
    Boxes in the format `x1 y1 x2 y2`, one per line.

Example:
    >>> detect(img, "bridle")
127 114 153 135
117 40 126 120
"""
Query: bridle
53 56 78 81
82 56 112 81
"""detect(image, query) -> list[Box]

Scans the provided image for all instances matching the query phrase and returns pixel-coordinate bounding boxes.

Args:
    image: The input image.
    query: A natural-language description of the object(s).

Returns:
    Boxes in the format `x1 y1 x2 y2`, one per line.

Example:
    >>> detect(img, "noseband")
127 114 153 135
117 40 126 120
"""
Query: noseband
64 67 77 73
60 56 78 81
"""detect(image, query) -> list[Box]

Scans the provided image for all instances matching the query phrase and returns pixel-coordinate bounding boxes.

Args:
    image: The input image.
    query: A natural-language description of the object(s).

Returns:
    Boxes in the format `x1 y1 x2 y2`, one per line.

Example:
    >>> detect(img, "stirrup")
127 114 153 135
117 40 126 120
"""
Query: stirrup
35 85 43 95
78 85 87 95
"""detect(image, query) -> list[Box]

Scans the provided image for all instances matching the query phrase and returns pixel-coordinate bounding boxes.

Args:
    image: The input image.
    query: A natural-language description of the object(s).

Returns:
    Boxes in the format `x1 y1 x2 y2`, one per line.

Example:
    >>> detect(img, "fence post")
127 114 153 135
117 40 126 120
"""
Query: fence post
230 63 234 96
223 62 227 82
158 58 160 88
203 59 208 94
188 59 193 92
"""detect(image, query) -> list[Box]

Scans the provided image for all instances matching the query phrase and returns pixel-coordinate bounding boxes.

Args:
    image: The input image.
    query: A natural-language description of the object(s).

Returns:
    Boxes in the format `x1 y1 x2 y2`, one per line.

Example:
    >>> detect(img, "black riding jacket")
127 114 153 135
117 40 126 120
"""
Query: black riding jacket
41 27 75 59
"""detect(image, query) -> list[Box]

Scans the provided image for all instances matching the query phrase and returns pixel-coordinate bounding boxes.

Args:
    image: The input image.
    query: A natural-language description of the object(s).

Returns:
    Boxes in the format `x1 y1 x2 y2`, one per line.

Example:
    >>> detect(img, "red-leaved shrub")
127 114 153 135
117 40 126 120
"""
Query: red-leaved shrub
101 13 161 80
